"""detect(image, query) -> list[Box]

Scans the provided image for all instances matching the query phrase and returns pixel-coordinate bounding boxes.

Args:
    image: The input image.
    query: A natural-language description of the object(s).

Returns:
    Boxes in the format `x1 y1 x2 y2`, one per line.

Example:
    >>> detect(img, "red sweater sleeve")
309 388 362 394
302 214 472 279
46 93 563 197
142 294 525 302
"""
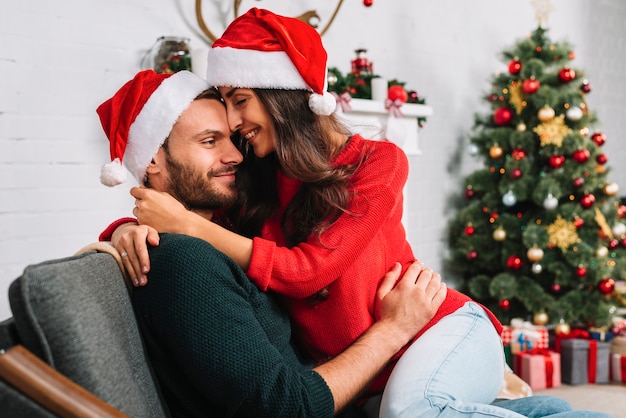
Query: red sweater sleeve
98 217 138 241
247 136 411 298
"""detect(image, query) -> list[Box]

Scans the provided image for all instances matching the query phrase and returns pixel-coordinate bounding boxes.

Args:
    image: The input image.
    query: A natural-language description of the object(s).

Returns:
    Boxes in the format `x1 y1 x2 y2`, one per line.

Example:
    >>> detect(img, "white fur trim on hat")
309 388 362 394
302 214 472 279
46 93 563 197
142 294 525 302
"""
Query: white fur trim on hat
206 47 309 91
124 71 208 184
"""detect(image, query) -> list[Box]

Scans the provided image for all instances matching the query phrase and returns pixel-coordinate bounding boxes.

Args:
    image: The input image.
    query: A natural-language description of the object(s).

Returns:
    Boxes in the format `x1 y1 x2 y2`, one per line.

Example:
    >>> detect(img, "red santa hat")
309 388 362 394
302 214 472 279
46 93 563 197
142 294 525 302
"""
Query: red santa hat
205 7 336 115
97 69 209 187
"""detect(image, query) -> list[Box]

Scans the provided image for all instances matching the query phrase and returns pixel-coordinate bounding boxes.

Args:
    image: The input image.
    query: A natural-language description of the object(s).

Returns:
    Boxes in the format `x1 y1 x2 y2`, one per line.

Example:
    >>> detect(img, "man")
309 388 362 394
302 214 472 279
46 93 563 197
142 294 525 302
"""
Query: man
97 70 609 418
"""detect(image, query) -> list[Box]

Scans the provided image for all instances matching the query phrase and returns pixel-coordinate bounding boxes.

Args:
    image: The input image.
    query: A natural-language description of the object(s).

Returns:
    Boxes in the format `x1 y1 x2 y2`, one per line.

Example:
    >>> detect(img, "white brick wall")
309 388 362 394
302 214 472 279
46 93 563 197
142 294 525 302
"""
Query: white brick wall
1 0 625 319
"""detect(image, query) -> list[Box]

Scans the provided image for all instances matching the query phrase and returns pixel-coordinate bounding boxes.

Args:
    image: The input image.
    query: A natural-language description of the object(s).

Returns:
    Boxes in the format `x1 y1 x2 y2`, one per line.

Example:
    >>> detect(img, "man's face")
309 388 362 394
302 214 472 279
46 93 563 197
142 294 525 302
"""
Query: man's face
154 98 243 211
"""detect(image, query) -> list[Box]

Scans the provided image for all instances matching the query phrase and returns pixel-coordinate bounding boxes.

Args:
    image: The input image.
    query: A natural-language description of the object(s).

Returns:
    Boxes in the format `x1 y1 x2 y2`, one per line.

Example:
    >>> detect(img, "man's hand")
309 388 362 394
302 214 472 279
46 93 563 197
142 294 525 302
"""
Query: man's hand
112 223 159 287
375 261 447 344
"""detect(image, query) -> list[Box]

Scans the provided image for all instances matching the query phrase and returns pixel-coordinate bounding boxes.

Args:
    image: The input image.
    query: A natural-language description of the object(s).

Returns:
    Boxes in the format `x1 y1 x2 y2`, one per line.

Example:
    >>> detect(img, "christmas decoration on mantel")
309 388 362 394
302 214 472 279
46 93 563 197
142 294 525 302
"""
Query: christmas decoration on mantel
445 0 626 329
327 48 428 127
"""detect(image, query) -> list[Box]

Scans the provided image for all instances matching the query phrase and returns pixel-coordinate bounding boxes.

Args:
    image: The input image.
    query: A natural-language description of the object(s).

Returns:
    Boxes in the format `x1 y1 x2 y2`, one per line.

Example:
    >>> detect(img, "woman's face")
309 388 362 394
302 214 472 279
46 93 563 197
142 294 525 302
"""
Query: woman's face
218 87 276 158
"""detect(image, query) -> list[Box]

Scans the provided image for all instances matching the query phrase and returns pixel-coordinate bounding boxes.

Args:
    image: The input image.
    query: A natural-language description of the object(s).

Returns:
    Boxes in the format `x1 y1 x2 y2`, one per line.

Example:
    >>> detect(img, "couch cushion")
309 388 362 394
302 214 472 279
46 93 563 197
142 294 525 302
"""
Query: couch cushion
8 251 168 418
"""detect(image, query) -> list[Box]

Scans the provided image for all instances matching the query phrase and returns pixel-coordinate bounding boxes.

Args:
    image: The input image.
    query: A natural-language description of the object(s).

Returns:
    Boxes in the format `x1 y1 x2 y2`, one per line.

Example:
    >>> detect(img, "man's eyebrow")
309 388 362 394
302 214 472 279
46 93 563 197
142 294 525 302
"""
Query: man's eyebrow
194 129 224 138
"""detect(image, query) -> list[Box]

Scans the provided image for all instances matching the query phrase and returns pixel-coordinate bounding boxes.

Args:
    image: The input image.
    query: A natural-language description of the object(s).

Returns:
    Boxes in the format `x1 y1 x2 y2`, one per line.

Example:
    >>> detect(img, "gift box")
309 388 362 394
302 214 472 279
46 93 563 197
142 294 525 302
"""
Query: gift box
502 320 549 349
589 327 614 342
609 353 626 383
514 349 561 390
560 339 610 384
610 336 626 355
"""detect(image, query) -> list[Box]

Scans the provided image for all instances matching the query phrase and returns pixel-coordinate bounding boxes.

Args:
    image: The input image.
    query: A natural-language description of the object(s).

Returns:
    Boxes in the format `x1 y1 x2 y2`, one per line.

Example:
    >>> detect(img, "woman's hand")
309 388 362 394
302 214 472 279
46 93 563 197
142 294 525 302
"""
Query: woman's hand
131 187 198 234
111 222 159 287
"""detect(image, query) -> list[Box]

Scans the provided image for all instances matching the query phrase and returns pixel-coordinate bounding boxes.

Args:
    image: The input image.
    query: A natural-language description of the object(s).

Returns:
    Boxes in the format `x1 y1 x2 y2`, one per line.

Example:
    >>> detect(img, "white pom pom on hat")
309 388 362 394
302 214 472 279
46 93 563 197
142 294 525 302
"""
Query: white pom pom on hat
96 70 209 187
205 7 336 115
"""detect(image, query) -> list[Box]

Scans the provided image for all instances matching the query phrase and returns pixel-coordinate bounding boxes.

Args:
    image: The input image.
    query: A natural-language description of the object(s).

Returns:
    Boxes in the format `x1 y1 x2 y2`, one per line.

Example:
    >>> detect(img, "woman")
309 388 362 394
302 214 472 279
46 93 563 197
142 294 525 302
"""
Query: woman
107 8 516 418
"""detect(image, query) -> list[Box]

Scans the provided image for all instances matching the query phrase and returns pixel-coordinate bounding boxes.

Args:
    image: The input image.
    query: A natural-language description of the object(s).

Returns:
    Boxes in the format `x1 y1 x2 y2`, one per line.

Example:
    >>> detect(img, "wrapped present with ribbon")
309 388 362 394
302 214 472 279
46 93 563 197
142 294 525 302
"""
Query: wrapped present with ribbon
609 353 626 383
553 328 590 353
610 336 626 355
502 318 549 349
514 348 561 390
588 327 614 342
560 339 610 385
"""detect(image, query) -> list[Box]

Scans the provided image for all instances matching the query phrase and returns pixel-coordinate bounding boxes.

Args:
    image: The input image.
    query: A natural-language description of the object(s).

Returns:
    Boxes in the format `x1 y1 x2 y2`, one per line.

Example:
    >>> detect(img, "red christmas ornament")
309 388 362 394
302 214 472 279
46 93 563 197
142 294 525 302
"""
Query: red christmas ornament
572 149 590 164
511 148 526 160
581 80 591 94
488 93 498 102
510 168 523 180
609 239 620 250
591 132 606 146
558 67 576 83
572 177 584 188
506 255 523 270
522 78 540 94
465 225 475 236
464 188 475 199
493 107 513 125
499 299 511 310
596 154 608 165
598 278 615 295
575 266 587 277
387 85 408 103
580 193 596 209
508 58 522 75
363 0 374 6
548 155 565 168
552 283 561 293
467 250 478 260
618 205 626 218
574 217 584 228
408 91 419 103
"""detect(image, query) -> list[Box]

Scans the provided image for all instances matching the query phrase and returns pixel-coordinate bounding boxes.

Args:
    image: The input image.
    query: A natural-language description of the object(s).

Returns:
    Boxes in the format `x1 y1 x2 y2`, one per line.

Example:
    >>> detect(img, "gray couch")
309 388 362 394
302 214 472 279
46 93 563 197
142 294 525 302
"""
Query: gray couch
0 245 169 417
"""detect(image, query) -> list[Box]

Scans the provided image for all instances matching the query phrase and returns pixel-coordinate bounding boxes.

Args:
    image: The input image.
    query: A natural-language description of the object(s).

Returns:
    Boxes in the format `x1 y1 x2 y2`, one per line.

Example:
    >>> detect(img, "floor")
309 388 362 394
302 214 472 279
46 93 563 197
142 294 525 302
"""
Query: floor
535 383 625 417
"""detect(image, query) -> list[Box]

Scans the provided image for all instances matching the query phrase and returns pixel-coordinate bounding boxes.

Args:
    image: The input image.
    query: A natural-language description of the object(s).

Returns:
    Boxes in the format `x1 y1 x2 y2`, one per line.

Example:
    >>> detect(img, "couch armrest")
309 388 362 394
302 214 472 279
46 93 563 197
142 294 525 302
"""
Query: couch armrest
0 345 128 418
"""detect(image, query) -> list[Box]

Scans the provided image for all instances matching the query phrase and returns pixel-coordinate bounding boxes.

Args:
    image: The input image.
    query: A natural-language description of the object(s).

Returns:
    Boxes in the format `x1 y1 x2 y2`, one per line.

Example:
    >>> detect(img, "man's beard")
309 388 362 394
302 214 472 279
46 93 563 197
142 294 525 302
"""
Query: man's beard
164 152 238 211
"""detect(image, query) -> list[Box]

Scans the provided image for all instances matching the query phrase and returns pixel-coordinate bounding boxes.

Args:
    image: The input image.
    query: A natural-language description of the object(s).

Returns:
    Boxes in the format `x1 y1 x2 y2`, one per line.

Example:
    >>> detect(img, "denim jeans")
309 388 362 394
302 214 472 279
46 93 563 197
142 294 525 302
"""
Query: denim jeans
375 301 613 418
379 301 520 417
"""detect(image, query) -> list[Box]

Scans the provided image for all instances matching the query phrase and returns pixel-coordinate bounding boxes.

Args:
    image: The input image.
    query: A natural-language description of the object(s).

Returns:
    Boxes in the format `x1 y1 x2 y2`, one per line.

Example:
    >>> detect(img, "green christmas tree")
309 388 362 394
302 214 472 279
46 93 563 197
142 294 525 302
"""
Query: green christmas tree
446 25 626 329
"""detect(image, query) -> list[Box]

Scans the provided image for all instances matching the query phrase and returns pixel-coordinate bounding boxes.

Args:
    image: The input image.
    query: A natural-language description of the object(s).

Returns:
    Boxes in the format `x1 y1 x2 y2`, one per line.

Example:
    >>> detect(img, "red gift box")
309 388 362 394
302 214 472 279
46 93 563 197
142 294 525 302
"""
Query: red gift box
514 349 561 390
610 353 626 383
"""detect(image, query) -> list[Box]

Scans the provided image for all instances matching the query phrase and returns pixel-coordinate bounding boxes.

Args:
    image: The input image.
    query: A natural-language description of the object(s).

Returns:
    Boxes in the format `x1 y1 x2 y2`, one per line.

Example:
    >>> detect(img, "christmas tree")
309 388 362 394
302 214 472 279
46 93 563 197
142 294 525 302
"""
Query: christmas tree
445 24 626 329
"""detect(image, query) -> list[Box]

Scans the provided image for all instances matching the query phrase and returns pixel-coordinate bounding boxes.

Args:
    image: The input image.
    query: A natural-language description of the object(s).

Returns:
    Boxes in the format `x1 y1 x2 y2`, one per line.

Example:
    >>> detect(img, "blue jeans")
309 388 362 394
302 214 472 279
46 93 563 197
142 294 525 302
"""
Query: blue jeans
493 397 614 417
376 302 613 418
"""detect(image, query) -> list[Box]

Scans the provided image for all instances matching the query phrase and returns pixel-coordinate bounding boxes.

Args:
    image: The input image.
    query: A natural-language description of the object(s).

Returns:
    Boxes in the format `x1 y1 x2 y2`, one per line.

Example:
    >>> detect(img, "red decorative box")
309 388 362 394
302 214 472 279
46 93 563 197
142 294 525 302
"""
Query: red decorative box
514 349 561 390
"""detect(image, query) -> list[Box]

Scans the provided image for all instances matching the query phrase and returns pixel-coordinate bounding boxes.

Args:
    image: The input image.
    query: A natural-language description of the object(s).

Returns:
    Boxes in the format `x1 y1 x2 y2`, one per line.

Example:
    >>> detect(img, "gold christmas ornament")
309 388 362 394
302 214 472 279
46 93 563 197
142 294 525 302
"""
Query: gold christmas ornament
493 227 506 241
533 311 549 326
534 114 571 148
489 145 504 159
537 105 555 121
603 182 619 196
547 215 581 251
596 246 609 258
527 246 545 262
554 320 571 335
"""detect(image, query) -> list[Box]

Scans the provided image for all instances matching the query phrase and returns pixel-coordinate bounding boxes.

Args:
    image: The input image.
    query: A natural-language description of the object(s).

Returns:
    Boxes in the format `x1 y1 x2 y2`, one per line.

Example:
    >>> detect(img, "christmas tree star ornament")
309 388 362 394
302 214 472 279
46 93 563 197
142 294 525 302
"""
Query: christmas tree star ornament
531 0 555 28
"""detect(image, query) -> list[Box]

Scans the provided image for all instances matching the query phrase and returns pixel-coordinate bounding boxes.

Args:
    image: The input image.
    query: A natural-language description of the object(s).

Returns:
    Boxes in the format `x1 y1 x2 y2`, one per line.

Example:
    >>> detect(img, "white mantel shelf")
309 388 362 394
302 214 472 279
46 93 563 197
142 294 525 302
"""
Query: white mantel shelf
335 98 433 155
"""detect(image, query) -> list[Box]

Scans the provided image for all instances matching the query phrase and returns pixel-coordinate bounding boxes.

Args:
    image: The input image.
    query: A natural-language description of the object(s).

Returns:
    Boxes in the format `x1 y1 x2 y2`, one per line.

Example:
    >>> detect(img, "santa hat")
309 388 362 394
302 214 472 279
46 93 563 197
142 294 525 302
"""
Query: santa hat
96 70 209 187
205 7 336 115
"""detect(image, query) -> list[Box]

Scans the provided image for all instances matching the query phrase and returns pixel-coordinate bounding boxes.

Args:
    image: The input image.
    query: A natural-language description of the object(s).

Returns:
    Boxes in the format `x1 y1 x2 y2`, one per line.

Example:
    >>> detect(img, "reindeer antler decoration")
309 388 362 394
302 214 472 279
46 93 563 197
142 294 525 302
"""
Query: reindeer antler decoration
195 0 345 44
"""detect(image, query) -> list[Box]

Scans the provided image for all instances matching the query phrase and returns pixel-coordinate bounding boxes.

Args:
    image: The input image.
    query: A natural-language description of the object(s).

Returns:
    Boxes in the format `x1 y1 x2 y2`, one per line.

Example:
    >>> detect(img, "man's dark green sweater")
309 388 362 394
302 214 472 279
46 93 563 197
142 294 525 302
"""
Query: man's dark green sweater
132 233 335 417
